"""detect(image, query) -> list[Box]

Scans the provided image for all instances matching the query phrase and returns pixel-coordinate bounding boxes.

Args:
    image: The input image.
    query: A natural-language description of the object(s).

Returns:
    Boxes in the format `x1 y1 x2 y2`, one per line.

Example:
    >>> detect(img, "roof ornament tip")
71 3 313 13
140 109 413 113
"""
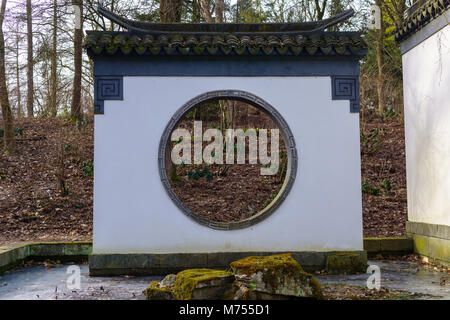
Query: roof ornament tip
95 5 355 35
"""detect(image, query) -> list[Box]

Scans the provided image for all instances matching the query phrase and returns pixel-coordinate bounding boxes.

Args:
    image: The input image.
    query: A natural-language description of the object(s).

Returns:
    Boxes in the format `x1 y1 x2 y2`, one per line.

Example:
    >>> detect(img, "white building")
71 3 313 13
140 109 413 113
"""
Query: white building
86 7 368 275
396 0 450 265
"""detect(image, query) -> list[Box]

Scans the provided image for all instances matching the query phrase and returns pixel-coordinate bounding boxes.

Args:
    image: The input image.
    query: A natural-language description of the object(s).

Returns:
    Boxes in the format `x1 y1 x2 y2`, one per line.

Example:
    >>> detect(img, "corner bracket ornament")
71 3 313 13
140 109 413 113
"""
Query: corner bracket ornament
331 76 360 113
94 76 123 114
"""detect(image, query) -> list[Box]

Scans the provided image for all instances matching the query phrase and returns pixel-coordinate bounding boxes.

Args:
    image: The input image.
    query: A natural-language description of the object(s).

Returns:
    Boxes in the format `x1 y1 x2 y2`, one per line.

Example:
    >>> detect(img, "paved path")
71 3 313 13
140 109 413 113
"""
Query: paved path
0 263 162 300
0 259 448 300
318 259 450 300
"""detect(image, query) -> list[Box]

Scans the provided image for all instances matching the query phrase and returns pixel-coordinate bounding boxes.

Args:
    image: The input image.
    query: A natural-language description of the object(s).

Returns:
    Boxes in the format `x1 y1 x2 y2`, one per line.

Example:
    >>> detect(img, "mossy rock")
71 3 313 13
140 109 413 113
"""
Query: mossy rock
230 253 322 299
326 253 367 275
145 269 234 300
172 269 235 300
145 280 174 300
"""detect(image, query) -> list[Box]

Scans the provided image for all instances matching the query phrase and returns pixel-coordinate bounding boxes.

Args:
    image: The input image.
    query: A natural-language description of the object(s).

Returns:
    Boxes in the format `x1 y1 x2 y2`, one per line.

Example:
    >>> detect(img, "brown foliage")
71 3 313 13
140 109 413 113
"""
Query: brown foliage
360 111 407 237
0 117 93 244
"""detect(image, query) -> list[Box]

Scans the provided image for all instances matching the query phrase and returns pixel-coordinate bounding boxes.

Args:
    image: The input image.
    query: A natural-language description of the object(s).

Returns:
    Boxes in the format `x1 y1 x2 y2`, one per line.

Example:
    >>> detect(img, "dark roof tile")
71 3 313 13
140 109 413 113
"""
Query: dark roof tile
85 31 366 57
85 6 366 58
395 0 449 42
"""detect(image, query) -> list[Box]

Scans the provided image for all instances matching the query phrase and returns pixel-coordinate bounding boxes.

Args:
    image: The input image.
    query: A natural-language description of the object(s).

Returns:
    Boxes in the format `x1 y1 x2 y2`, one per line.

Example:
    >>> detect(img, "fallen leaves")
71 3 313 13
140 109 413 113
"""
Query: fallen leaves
0 117 93 244
322 284 429 300
361 113 407 238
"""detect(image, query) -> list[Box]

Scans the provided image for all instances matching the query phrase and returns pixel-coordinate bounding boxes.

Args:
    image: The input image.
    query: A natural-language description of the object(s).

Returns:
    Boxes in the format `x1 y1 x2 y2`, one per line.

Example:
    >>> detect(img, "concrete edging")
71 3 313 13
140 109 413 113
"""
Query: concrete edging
363 237 413 257
0 238 416 275
88 250 367 276
406 221 450 265
0 242 92 274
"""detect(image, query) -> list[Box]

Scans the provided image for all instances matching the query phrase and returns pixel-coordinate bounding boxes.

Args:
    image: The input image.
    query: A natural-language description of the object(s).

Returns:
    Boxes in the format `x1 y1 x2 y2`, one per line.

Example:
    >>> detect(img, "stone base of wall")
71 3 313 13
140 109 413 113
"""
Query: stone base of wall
363 237 413 257
88 250 367 276
406 221 450 266
0 242 92 274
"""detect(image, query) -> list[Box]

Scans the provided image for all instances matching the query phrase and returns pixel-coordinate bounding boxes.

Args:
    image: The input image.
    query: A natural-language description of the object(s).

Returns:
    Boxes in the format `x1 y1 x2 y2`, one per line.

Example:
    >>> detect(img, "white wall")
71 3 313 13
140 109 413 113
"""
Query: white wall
93 76 363 254
402 25 450 227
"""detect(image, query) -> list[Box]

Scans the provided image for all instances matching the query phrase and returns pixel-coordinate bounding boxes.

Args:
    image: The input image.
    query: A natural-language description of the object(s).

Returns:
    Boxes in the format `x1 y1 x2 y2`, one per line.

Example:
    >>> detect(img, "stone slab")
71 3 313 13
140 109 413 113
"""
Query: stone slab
363 238 413 256
407 221 450 240
2 239 420 275
406 221 450 264
0 242 92 275
89 251 367 276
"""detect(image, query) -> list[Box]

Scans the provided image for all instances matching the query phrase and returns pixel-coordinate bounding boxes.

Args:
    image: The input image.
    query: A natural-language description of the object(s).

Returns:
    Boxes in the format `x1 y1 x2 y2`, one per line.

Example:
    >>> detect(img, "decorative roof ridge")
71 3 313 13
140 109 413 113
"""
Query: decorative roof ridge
84 30 367 57
85 30 363 37
395 0 450 42
95 6 355 36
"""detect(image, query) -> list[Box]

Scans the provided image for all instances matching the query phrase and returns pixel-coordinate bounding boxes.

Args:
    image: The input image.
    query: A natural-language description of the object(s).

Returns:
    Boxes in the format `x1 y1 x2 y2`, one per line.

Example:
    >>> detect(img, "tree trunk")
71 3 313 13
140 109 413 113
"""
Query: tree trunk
15 34 22 118
192 0 201 22
314 0 327 20
160 0 184 22
50 0 57 117
70 0 83 120
215 0 224 23
375 0 386 115
199 0 212 22
0 0 16 153
26 0 33 118
110 0 115 30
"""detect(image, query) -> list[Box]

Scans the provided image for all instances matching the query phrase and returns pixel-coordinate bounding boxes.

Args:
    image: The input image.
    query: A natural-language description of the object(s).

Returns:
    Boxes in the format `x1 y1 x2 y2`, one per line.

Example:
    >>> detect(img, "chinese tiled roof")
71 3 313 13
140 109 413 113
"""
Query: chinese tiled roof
85 7 366 57
395 0 450 42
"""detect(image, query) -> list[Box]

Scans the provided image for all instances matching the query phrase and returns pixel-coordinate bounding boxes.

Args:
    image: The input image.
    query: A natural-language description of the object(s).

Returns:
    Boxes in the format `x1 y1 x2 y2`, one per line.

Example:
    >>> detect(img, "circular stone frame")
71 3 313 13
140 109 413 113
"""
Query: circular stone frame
158 90 298 230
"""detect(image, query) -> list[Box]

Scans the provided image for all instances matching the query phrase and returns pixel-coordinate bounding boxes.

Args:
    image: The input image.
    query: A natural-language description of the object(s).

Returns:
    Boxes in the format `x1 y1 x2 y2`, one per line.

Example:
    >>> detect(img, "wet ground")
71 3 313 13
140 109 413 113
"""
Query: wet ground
0 263 162 300
0 260 448 300
317 259 449 300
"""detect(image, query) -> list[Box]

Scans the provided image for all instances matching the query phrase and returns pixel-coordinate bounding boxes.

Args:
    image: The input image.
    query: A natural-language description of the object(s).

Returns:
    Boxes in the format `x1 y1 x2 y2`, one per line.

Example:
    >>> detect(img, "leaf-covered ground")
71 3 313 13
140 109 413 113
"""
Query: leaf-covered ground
321 284 429 300
168 109 287 223
0 112 407 244
360 112 407 237
0 118 93 244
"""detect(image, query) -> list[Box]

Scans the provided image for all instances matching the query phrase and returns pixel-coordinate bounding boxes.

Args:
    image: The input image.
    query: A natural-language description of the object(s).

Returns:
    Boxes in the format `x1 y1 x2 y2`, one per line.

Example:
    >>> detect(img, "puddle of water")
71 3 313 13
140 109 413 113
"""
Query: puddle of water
0 259 448 300
317 259 450 300
0 263 162 300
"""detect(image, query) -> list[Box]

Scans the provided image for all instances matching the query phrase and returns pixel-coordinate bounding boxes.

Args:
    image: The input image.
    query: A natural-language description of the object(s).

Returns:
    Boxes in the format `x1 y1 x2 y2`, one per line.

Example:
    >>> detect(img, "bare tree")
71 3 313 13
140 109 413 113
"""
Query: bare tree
192 0 202 22
0 0 15 153
313 0 327 20
375 0 386 115
160 0 184 22
70 0 83 120
199 0 212 22
26 0 33 117
109 0 115 30
49 0 58 117
14 34 22 118
215 0 224 22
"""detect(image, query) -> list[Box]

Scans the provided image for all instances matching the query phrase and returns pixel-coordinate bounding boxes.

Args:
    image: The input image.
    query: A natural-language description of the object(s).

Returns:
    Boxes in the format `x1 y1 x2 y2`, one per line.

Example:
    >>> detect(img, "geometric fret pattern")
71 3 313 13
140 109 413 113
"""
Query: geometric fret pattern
94 76 123 114
331 76 360 113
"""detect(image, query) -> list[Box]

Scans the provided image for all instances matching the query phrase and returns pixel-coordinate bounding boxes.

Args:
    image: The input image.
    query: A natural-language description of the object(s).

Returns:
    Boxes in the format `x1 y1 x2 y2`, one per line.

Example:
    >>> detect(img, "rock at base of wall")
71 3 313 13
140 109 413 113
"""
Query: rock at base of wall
145 280 175 300
145 253 322 300
145 269 235 300
326 253 367 275
230 253 322 299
